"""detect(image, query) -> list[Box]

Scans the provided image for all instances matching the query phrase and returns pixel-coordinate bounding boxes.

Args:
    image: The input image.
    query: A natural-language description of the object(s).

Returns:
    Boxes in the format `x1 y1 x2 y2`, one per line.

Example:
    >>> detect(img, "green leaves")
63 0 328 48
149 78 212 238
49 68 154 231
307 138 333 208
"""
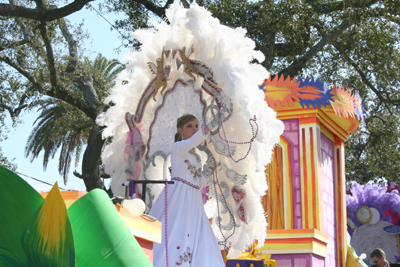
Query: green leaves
0 166 44 264
345 112 400 184
69 189 153 267
0 249 28 267
0 166 152 267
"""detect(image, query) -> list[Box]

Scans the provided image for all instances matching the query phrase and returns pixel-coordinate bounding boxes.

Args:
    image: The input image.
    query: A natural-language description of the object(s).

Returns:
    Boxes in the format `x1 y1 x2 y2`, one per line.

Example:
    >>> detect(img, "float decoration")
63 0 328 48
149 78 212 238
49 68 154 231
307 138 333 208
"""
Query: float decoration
0 166 152 267
296 76 334 109
260 75 334 110
97 2 284 257
260 75 364 121
22 182 74 267
260 75 364 134
347 182 400 265
331 83 358 120
259 75 301 108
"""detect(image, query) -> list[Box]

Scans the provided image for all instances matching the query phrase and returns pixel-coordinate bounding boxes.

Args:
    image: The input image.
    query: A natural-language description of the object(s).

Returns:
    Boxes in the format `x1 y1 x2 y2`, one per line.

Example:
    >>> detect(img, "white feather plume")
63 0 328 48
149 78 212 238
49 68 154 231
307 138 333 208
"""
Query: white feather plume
97 2 284 258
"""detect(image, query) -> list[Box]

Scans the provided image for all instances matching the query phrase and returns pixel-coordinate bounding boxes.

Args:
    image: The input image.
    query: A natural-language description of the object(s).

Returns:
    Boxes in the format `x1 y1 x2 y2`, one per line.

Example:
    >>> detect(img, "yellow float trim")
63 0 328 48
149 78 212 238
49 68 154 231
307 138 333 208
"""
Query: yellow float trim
119 208 162 244
261 229 329 258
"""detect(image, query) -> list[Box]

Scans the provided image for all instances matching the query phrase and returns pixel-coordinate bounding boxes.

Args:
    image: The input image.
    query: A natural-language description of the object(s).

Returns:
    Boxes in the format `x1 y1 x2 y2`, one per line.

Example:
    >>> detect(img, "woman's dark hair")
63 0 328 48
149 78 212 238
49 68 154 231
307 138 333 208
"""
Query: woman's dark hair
174 114 197 142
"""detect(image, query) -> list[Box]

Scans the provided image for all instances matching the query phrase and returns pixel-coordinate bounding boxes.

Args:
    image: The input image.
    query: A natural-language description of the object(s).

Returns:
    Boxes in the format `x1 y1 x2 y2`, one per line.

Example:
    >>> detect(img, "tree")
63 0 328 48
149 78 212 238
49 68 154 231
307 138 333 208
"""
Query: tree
0 71 30 171
0 150 16 171
186 0 400 184
0 0 92 21
0 0 126 192
1 0 400 188
24 53 123 186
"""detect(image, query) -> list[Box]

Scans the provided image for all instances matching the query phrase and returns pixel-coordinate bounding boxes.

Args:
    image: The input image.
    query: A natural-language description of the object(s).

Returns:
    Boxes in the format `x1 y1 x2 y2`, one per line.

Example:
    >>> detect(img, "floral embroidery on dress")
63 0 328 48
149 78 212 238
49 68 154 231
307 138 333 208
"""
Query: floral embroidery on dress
176 247 193 266
184 160 202 180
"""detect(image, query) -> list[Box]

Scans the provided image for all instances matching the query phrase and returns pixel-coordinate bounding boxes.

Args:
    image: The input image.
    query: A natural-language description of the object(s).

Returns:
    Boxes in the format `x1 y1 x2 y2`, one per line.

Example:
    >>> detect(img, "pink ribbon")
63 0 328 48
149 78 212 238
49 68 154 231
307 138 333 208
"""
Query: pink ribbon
124 124 144 182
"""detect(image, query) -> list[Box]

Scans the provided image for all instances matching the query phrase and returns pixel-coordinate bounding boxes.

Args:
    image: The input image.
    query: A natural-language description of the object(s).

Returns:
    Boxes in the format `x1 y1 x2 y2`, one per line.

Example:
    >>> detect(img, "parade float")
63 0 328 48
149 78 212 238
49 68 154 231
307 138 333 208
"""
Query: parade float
259 75 365 267
0 2 371 267
346 182 400 266
96 1 284 262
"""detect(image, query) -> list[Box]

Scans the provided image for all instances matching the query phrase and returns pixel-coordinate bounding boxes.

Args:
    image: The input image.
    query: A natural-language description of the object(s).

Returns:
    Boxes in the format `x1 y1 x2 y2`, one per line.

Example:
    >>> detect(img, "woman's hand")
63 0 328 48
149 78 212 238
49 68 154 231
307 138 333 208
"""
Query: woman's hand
206 115 220 132
204 125 210 134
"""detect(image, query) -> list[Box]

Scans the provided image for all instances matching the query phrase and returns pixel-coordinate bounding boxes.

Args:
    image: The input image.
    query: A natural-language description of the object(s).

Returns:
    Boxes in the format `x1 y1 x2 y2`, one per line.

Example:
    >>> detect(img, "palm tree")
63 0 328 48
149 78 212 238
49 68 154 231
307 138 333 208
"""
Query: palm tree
25 54 124 185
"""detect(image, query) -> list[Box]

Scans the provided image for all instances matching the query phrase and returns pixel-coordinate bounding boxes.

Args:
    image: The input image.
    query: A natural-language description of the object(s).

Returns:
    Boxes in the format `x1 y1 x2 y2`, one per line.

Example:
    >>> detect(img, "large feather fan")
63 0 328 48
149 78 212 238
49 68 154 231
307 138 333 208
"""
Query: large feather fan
97 2 284 258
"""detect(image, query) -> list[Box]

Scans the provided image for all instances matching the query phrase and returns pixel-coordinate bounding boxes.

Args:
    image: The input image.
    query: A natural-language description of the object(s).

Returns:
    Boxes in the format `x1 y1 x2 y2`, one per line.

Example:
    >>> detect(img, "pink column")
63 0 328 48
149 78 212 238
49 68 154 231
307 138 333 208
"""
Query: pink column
283 119 302 229
320 133 337 267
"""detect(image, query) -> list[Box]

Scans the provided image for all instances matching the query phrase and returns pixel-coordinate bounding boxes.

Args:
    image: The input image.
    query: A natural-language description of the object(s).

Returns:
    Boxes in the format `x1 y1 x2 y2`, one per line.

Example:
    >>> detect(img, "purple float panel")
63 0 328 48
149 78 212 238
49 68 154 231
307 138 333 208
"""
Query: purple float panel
271 253 325 267
282 119 302 229
271 253 311 267
320 133 337 267
312 254 325 267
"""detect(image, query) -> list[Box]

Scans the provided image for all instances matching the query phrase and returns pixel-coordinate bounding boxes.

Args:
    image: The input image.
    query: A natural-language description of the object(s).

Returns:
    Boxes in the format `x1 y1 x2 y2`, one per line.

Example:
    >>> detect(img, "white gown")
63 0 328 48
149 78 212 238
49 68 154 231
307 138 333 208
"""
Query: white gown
149 128 225 267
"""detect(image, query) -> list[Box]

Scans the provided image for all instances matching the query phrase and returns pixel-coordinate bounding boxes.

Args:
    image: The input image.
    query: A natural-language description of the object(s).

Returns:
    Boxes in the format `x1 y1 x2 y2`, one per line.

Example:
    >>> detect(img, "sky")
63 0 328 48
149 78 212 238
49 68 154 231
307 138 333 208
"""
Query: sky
1 1 129 192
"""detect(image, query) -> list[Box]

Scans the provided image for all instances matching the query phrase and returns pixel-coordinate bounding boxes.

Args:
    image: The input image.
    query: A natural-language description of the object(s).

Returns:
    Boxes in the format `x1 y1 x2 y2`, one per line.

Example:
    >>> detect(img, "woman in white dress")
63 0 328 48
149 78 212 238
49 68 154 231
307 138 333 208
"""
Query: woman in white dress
149 114 225 267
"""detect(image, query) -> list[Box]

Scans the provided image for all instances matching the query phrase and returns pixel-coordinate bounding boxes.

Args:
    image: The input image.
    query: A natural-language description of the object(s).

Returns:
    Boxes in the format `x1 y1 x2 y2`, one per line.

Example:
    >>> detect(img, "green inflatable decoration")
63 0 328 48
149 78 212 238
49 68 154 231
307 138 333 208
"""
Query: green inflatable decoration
0 166 153 267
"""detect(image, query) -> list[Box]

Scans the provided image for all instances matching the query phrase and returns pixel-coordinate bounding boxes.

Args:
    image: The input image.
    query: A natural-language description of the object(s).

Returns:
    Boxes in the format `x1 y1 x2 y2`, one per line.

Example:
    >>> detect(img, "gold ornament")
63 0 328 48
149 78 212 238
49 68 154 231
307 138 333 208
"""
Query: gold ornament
147 51 168 101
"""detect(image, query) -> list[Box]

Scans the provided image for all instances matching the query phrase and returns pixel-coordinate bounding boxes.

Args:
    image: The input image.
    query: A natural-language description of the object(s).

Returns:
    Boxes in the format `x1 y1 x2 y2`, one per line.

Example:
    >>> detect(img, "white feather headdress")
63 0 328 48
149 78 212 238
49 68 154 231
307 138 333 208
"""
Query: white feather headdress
97 2 284 258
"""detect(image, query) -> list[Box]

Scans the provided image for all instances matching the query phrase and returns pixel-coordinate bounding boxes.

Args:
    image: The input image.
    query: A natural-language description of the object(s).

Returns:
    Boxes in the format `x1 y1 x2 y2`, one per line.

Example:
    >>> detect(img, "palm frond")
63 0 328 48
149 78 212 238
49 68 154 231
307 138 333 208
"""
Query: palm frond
59 131 83 185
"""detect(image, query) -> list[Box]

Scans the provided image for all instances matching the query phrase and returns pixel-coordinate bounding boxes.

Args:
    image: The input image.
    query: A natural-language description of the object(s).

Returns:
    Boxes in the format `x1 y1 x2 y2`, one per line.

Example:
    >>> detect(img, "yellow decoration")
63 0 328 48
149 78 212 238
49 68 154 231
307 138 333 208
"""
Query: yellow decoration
263 145 285 230
23 182 75 266
346 246 368 267
147 51 168 101
236 243 277 267
178 46 198 81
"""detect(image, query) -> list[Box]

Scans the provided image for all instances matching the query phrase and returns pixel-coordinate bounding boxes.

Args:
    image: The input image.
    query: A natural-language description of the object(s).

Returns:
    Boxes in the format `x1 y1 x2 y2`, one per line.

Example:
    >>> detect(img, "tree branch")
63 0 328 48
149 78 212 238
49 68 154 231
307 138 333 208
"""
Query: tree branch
275 20 311 57
134 0 168 19
367 114 386 125
15 93 28 116
180 0 189 8
0 53 98 120
0 0 93 21
73 170 83 179
0 54 44 91
75 74 102 113
0 36 30 51
338 48 400 109
32 0 45 10
58 18 101 115
165 0 174 9
99 165 111 178
0 94 28 117
38 21 58 88
0 11 31 51
275 40 307 57
369 8 400 25
47 86 99 120
305 0 380 13
279 19 351 77
58 18 78 73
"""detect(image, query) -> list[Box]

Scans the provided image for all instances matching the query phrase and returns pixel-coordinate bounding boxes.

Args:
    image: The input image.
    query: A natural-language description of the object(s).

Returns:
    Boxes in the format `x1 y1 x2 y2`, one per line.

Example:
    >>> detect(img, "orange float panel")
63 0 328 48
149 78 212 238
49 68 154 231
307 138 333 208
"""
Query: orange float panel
40 190 86 208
